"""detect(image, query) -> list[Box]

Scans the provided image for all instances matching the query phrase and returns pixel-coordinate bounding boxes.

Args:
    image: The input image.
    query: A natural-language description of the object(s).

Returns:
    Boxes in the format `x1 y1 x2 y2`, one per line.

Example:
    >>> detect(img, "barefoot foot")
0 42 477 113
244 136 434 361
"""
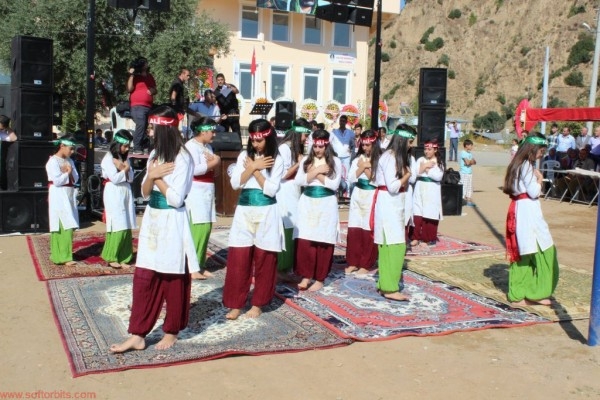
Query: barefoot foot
108 262 122 269
307 280 324 292
356 268 370 275
120 263 131 269
109 335 145 353
155 333 177 350
191 271 207 280
345 266 358 274
298 278 311 291
226 308 242 320
244 306 262 318
65 261 78 267
200 270 213 278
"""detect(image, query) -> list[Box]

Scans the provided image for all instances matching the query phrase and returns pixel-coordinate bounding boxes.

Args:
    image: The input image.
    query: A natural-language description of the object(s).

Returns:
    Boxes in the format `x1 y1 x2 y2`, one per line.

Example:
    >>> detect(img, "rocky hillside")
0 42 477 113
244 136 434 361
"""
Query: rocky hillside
370 0 598 130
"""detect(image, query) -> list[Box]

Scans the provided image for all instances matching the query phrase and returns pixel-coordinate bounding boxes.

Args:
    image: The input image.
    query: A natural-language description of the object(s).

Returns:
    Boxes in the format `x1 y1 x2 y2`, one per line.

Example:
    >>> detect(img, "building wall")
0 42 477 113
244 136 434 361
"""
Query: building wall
199 0 375 128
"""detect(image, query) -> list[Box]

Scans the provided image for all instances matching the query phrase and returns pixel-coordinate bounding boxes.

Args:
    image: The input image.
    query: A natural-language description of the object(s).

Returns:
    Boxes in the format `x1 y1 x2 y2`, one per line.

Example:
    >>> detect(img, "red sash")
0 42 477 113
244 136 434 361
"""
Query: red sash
194 170 215 183
369 185 405 233
48 181 73 187
505 193 530 262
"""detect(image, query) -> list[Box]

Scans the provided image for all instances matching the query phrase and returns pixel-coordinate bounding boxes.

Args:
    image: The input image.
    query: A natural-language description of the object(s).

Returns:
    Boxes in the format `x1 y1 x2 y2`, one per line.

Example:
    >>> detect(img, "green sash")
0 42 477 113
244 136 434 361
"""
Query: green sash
355 178 376 190
303 186 335 198
417 177 435 183
149 190 175 209
238 189 276 206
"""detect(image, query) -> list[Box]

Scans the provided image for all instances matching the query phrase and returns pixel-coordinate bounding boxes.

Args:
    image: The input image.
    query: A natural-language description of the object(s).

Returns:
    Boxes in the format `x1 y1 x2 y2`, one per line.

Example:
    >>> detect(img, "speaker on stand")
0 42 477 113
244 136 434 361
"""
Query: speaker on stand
275 101 296 131
417 68 447 162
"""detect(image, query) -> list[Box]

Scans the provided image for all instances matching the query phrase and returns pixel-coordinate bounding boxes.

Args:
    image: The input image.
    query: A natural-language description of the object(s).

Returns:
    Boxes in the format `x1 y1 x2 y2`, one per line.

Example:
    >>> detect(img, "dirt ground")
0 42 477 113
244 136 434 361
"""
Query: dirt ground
1 145 600 399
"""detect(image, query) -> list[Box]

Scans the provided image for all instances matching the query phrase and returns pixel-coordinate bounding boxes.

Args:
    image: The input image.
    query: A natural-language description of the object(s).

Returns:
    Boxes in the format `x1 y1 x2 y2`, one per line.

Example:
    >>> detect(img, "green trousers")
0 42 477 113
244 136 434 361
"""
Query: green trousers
377 238 406 293
277 228 294 273
101 229 133 264
190 222 212 269
50 222 74 265
508 244 559 302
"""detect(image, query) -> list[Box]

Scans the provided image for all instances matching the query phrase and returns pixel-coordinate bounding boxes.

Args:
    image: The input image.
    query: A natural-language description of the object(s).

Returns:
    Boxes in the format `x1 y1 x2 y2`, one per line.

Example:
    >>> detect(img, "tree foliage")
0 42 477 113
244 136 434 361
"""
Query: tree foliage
567 34 594 67
472 111 504 132
0 0 230 129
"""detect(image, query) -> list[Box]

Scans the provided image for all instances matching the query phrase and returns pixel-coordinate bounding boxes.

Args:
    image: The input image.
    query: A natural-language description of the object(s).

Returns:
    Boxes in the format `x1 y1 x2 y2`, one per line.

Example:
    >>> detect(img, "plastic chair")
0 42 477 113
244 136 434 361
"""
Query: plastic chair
541 160 561 199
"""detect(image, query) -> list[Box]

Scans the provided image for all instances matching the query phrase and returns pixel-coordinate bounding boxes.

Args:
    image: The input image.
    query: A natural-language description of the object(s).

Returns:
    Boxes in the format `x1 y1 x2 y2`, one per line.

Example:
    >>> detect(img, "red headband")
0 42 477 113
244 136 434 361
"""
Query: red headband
313 139 329 146
249 128 272 140
148 116 179 127
424 142 438 149
361 136 377 145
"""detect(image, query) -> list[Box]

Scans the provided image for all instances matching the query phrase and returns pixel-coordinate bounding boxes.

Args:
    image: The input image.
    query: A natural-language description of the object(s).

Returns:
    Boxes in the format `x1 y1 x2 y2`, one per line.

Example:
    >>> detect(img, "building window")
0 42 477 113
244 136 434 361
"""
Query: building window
271 66 289 100
304 16 321 45
272 11 289 42
239 63 252 100
303 68 320 101
333 23 351 48
241 5 259 39
332 70 349 104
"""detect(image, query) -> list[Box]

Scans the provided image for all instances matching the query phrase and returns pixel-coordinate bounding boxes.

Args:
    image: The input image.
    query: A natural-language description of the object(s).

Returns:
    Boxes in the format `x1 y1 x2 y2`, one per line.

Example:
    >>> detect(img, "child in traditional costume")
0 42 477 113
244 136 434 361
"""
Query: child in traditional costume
503 133 558 306
370 127 414 301
223 119 285 320
100 129 136 269
46 136 79 266
185 117 221 280
411 139 444 248
276 118 311 281
294 129 342 291
345 129 381 274
110 106 198 353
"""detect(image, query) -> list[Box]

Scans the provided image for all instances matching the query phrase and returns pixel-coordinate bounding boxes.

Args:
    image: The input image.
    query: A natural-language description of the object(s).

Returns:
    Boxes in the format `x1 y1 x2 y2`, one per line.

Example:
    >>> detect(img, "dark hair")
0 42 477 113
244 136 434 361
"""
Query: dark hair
280 118 310 162
0 115 10 128
247 119 279 173
190 116 217 137
503 131 547 195
216 73 225 80
149 105 187 163
317 122 325 130
303 129 336 179
54 134 77 153
463 139 473 147
425 139 444 170
371 124 414 182
203 89 213 97
354 123 362 129
355 129 381 158
109 129 133 161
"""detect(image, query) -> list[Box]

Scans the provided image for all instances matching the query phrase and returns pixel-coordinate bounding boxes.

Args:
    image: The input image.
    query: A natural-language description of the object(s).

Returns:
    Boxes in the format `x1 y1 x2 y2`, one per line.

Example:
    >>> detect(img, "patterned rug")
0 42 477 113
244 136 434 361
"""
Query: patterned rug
406 255 591 321
275 268 548 341
47 270 351 377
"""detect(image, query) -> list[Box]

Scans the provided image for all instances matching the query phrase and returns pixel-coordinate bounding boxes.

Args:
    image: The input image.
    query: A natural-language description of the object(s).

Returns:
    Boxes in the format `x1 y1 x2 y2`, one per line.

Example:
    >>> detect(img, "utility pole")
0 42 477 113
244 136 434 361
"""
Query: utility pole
370 0 382 130
85 0 96 215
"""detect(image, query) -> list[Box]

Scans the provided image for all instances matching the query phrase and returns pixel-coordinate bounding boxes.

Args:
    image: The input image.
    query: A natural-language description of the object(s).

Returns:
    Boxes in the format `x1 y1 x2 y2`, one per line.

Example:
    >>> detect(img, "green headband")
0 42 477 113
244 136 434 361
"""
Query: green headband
523 136 547 146
392 130 416 139
53 138 76 147
114 135 130 145
291 124 311 134
195 124 217 132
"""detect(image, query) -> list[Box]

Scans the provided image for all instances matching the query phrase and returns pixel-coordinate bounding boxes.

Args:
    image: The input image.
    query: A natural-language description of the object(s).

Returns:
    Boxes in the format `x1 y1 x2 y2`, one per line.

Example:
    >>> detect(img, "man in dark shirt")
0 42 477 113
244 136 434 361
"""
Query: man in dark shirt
169 68 191 115
214 73 240 135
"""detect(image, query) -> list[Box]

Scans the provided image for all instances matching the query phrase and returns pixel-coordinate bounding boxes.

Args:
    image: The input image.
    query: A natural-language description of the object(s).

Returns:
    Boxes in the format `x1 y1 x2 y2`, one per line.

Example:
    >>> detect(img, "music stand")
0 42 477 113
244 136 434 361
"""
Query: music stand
250 102 273 118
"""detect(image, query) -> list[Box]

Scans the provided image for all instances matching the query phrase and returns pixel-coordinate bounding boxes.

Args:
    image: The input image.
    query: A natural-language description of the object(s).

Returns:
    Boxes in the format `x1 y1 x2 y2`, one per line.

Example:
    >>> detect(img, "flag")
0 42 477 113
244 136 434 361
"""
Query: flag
250 48 256 76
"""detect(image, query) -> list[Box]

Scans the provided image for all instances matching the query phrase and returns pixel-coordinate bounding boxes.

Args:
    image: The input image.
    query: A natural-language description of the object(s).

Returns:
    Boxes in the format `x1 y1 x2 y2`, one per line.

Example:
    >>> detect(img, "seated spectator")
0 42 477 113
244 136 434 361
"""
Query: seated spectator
94 128 107 146
560 148 578 170
556 148 596 199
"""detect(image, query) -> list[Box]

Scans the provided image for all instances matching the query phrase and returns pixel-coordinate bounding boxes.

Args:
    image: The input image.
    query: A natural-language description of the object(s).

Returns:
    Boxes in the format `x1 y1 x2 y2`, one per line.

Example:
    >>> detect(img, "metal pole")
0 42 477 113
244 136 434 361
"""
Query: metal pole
589 199 600 345
540 47 549 135
370 0 382 130
587 8 600 135
85 0 96 215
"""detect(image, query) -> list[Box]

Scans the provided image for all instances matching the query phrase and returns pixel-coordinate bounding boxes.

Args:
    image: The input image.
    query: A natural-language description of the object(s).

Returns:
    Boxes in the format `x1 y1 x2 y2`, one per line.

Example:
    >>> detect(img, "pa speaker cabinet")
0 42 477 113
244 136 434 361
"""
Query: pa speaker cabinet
11 36 53 92
212 132 242 152
6 141 55 191
418 107 446 145
275 101 296 131
0 190 49 233
419 68 447 107
348 7 373 26
441 183 463 216
0 84 11 115
107 0 140 8
11 89 53 140
140 0 171 11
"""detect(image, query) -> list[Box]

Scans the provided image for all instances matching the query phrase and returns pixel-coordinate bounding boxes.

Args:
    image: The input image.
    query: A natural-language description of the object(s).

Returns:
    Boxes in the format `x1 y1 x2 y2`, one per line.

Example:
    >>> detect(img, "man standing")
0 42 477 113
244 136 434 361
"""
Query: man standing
547 123 559 151
576 126 591 150
214 73 240 135
448 121 459 161
331 115 354 197
555 126 576 161
169 68 191 115
127 57 156 154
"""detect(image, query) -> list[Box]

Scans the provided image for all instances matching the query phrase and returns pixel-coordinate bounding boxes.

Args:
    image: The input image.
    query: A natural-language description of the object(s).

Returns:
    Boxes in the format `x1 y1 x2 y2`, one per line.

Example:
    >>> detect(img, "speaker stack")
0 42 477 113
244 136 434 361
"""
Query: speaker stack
0 36 55 233
275 101 296 131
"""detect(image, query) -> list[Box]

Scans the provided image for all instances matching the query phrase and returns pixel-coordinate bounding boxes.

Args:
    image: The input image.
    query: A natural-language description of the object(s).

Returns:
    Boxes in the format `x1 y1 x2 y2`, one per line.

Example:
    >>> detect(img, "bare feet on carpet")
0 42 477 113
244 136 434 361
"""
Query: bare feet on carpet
191 271 207 280
379 290 410 302
308 280 324 292
201 270 214 278
226 309 242 320
511 298 552 307
120 263 131 269
244 306 262 318
345 266 358 273
298 278 311 291
155 333 178 350
64 261 78 267
356 268 370 275
108 262 122 269
109 335 145 353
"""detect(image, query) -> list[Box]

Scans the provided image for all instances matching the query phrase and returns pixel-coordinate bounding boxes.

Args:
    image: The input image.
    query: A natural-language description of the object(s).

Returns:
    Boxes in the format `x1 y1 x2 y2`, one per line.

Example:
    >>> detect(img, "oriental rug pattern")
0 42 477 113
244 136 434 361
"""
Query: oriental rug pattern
47 270 351 377
276 269 548 341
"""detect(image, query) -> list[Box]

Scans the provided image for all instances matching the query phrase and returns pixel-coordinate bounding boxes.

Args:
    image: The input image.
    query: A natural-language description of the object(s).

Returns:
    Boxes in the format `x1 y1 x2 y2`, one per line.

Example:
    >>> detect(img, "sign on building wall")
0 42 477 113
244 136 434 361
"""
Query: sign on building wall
328 52 356 64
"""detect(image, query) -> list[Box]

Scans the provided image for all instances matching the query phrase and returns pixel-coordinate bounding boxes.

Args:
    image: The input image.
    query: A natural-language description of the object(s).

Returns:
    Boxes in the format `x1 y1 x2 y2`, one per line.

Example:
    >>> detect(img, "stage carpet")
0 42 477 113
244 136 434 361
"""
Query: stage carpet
47 270 351 377
406 254 591 322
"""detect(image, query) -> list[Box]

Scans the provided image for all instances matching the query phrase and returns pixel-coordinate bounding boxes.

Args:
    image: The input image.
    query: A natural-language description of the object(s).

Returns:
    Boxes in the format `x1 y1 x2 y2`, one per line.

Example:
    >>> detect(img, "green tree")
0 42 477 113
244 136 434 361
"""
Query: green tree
0 0 230 129
473 111 504 132
567 34 594 67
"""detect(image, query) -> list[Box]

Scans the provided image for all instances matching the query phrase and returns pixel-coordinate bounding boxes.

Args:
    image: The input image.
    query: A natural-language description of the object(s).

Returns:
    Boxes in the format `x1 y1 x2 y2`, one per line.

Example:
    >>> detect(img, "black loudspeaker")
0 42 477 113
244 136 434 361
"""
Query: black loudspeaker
212 132 243 152
0 191 49 233
140 0 171 11
419 68 447 107
441 183 463 216
275 101 296 131
6 141 55 191
107 0 140 8
0 84 11 115
11 36 53 92
11 89 53 140
348 7 373 26
52 93 63 126
418 107 446 144
0 140 10 190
